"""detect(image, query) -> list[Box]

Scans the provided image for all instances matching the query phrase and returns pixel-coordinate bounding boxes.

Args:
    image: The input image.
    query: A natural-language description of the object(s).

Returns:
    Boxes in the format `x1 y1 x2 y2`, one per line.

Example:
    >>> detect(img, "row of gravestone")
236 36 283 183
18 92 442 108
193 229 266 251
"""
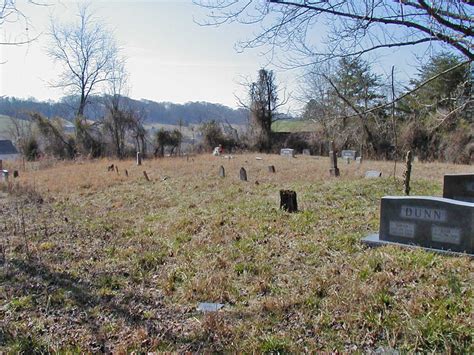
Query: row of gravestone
363 173 474 256
280 148 362 161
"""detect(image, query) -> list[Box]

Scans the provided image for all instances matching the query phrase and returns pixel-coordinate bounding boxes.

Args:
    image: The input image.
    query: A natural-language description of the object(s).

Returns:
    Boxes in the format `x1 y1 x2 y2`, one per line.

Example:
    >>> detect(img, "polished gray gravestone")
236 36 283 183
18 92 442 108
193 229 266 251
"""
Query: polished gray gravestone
341 150 357 160
280 148 295 157
365 170 382 178
363 196 474 256
443 173 474 203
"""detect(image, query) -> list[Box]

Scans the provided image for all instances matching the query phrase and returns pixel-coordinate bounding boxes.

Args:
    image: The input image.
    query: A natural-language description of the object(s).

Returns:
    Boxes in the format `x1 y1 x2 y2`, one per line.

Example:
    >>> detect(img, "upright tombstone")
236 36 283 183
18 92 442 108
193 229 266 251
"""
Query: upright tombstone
302 149 311 156
280 190 298 213
136 152 142 166
1 170 8 182
329 141 340 177
341 150 357 160
362 196 474 256
443 174 474 203
13 170 18 178
219 165 225 178
356 157 362 164
239 167 247 181
280 148 295 157
268 165 276 173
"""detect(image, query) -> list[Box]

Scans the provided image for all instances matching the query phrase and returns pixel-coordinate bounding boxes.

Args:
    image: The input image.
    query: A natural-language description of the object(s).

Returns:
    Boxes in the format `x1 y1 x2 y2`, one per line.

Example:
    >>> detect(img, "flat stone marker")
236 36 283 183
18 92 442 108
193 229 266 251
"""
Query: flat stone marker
362 196 474 256
443 173 474 203
239 167 247 181
268 165 275 173
219 165 225 178
302 149 311 156
280 148 295 157
197 302 224 313
365 170 382 178
341 150 357 160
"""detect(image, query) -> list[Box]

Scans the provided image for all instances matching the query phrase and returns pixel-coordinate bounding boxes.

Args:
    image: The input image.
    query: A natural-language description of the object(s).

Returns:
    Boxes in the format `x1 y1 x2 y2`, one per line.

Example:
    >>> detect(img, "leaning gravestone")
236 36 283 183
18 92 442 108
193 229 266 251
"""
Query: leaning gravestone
362 196 474 256
280 148 295 157
219 165 225 178
239 167 247 181
443 173 474 203
341 150 357 160
365 170 382 178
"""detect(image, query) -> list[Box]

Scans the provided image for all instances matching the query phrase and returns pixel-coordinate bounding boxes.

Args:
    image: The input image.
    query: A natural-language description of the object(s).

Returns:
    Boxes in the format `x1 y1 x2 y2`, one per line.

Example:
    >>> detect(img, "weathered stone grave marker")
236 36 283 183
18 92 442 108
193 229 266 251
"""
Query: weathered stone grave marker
0 160 2 171
268 165 276 173
280 190 298 213
443 173 474 203
136 152 142 166
341 150 357 160
363 196 474 256
329 141 340 177
239 167 247 181
219 165 225 178
356 157 362 164
13 170 18 178
365 170 382 178
302 149 311 156
280 148 295 157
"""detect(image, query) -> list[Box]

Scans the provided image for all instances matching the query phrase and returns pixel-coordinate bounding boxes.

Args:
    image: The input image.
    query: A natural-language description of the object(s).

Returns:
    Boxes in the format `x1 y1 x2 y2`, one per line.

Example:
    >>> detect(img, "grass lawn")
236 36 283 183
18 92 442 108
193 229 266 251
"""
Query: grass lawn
0 154 472 352
272 119 317 132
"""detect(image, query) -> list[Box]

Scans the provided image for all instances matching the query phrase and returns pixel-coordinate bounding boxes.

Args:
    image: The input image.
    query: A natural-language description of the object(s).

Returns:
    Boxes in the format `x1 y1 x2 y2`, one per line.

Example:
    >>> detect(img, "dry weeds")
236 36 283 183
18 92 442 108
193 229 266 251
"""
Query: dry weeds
0 154 472 352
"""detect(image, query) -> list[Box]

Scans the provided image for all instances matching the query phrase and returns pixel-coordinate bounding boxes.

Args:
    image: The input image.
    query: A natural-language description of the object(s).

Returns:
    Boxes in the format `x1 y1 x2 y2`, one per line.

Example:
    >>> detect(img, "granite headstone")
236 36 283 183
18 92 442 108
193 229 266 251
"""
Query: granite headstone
443 173 474 203
280 148 295 157
363 196 474 255
341 150 357 160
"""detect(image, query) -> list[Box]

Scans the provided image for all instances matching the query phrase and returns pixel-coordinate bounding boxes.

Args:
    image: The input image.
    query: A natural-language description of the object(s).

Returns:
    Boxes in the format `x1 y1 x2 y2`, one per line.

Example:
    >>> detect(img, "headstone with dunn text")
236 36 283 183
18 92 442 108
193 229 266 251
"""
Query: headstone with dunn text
363 196 474 256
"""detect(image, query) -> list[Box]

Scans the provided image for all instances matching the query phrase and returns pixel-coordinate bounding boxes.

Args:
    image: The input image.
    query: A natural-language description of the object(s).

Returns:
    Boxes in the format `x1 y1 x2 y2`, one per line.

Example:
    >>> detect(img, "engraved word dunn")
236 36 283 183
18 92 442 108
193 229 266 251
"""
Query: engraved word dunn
400 206 447 222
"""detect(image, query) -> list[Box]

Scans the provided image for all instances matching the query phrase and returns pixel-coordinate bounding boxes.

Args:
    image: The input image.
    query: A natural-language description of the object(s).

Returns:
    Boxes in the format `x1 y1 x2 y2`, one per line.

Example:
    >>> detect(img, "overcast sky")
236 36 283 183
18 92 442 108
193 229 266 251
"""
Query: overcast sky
1 0 426 111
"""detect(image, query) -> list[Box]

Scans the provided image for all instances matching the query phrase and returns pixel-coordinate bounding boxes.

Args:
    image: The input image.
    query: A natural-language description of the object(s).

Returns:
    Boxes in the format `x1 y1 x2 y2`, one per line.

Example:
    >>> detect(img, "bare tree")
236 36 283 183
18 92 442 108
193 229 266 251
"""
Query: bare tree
47 3 119 117
195 1 473 66
238 69 288 151
102 57 132 158
0 0 46 46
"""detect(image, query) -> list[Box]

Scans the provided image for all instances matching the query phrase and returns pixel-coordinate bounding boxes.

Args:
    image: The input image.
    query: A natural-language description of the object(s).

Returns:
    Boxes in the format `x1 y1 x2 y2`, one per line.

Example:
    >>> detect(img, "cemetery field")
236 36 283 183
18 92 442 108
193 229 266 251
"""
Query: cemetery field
0 154 473 352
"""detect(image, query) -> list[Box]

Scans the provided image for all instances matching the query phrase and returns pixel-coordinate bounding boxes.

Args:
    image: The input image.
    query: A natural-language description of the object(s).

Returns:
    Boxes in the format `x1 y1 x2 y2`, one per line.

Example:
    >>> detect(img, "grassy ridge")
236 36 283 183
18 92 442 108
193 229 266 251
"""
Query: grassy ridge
0 155 472 352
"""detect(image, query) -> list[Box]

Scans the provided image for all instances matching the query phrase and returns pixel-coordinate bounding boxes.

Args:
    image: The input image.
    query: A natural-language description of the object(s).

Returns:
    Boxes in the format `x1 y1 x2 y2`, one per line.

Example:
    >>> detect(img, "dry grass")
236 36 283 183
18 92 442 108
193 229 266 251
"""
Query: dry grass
0 153 472 352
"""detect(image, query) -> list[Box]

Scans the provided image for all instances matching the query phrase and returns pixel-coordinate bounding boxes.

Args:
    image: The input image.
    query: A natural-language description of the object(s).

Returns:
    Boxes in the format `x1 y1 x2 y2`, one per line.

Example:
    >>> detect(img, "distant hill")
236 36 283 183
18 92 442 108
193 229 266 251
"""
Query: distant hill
0 96 249 126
